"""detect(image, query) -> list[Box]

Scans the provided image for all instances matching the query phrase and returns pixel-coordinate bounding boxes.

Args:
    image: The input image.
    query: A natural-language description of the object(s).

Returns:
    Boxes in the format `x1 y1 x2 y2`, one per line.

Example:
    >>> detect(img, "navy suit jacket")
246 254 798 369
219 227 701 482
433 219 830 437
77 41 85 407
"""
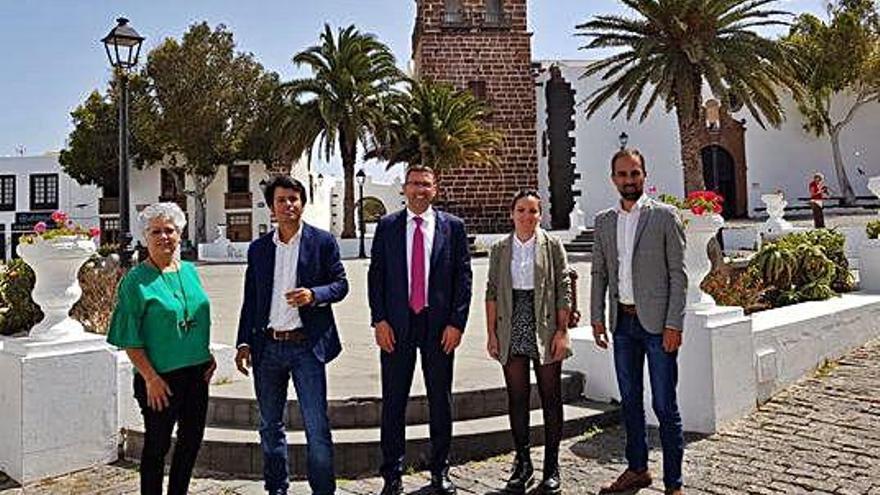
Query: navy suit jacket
368 209 472 341
236 223 349 364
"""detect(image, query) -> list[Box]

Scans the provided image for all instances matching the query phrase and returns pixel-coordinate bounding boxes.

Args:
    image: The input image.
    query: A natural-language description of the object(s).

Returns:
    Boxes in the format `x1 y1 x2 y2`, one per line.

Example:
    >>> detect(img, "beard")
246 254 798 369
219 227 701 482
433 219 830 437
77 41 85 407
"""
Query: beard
619 187 643 201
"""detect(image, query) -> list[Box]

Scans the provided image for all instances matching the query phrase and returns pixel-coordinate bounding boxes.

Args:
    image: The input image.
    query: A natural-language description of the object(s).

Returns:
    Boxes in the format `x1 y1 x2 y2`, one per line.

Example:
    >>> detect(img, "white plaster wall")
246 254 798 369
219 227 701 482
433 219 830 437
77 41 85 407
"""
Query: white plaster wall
535 61 880 224
751 293 880 402
567 292 880 433
328 176 405 236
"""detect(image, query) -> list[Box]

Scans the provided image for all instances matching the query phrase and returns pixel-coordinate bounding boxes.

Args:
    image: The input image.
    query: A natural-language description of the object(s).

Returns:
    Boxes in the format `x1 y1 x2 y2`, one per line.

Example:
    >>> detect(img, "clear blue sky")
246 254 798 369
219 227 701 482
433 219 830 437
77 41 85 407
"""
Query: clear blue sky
0 0 825 166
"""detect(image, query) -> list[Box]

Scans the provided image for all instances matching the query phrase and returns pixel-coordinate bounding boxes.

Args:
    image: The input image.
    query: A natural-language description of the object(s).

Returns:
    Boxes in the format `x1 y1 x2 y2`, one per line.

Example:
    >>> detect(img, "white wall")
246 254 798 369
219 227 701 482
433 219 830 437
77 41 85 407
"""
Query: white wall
535 61 880 225
327 175 405 236
0 155 100 260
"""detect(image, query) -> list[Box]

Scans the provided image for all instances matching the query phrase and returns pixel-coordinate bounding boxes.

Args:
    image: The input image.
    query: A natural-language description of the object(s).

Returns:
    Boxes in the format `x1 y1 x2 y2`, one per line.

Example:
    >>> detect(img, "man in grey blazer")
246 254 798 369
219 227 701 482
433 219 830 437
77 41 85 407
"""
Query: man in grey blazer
590 149 687 495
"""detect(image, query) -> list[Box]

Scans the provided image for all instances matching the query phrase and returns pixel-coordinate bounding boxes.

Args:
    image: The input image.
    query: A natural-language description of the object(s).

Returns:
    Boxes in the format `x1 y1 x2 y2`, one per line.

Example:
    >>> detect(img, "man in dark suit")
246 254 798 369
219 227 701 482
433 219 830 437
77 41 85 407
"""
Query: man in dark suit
368 166 473 495
235 176 349 495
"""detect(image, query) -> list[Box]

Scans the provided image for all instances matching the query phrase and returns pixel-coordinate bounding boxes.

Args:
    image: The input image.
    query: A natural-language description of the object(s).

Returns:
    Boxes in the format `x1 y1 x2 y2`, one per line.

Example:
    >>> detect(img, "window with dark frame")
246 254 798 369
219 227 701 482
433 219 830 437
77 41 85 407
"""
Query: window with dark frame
444 0 464 23
228 165 250 193
485 0 505 24
0 176 15 211
226 212 253 242
30 174 58 211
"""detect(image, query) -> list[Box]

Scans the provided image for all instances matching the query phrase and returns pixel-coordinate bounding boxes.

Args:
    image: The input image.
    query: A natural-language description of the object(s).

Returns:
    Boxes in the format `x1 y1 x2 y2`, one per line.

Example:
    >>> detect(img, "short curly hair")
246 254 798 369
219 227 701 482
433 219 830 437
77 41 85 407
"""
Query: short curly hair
137 202 187 237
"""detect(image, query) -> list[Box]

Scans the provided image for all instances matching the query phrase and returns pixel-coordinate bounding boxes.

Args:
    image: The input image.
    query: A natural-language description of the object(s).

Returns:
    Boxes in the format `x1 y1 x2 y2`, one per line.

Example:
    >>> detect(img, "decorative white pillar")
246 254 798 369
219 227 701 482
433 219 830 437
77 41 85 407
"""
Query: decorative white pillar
683 211 725 310
0 237 117 483
758 192 795 239
859 177 880 292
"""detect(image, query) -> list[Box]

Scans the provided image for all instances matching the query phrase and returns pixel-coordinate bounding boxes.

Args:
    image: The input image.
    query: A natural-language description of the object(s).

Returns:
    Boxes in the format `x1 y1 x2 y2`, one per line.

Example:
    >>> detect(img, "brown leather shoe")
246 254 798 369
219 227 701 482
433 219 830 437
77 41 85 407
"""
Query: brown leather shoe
598 469 652 493
665 488 683 495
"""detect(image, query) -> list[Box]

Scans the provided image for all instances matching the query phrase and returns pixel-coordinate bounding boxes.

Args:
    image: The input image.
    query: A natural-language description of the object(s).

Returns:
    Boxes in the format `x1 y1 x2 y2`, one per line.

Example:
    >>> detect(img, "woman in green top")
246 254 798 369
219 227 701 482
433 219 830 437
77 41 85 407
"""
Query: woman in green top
107 202 215 495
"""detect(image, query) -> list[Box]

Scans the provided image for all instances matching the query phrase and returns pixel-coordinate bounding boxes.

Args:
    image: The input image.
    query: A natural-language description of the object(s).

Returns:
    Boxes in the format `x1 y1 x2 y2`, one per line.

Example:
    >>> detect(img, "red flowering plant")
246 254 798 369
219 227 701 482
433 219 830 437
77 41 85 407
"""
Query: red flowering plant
684 191 724 215
20 210 101 244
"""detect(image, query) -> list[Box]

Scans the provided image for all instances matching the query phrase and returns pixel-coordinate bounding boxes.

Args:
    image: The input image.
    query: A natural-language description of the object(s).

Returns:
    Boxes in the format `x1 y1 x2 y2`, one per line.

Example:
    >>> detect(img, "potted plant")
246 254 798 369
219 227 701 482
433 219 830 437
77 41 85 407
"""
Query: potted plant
662 191 725 309
15 210 100 341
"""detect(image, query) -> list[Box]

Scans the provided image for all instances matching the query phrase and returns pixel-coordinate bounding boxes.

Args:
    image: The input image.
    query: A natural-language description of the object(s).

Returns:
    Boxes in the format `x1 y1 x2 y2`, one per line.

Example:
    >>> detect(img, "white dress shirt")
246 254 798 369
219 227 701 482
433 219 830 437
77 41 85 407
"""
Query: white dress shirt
406 206 435 304
510 233 536 290
616 194 649 305
268 226 304 331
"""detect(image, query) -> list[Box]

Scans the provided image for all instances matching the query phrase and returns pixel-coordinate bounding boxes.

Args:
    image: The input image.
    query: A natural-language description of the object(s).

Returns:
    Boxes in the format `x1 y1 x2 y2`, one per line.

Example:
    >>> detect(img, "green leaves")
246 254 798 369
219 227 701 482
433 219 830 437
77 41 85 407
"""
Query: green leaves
366 79 502 172
276 24 403 238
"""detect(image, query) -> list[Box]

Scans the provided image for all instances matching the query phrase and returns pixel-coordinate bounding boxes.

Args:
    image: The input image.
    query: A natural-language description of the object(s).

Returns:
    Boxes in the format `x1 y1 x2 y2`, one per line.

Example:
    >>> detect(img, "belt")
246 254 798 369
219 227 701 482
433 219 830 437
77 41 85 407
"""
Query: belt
265 328 308 343
618 303 637 316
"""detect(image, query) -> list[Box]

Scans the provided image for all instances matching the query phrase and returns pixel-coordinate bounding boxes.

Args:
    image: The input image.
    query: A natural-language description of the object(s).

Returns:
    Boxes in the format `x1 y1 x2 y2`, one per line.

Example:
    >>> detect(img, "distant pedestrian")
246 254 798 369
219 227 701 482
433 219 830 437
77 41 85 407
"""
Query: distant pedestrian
809 172 830 229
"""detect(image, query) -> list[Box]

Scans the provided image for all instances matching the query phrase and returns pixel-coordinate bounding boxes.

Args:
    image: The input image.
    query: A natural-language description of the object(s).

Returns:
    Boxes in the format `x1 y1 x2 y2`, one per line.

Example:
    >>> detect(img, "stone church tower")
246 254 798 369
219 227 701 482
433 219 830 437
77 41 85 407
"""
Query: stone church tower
412 0 537 233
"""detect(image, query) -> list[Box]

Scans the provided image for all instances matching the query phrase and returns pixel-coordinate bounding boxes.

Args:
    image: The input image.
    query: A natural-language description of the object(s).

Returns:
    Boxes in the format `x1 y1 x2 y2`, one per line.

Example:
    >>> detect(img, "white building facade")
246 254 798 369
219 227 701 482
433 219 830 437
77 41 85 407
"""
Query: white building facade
0 155 100 261
534 60 880 228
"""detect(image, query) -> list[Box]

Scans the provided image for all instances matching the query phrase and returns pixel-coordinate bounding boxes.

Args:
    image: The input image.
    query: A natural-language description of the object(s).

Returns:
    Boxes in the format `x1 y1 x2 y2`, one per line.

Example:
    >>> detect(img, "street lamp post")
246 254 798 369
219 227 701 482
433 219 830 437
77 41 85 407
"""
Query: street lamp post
618 131 629 150
356 169 367 259
102 17 144 267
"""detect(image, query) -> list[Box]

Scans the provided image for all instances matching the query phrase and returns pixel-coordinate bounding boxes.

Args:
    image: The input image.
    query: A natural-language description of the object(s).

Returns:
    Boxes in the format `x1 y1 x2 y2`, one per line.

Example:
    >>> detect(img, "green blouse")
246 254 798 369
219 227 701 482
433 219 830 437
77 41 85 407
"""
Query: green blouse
107 261 212 374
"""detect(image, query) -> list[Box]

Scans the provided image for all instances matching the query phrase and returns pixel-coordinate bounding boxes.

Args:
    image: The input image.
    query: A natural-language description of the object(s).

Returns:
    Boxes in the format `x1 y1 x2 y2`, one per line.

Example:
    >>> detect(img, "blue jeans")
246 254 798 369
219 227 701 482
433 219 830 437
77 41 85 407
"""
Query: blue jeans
254 341 335 494
613 312 684 490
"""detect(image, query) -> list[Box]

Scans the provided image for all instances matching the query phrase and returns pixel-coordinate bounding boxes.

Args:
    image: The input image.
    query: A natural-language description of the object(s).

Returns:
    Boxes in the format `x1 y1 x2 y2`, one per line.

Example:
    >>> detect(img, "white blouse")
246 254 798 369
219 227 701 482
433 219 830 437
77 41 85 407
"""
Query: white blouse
510 234 536 290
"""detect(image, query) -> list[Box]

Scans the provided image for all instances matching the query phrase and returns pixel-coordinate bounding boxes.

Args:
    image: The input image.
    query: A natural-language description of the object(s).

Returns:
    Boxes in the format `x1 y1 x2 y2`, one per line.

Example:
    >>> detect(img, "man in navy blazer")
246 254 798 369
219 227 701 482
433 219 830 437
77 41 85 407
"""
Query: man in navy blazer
235 176 348 495
368 166 472 495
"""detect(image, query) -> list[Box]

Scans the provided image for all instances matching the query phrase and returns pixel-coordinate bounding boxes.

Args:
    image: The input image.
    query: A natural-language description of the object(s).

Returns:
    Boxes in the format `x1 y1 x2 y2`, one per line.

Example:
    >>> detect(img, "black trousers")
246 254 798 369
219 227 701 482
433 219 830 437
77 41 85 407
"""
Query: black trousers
380 311 454 480
811 201 826 229
133 362 210 495
503 356 563 466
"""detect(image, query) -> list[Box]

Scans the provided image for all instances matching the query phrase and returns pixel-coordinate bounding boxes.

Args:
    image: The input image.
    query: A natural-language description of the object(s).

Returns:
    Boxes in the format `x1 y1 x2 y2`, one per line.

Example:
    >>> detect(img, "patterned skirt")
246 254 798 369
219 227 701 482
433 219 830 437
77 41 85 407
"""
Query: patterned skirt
510 289 540 360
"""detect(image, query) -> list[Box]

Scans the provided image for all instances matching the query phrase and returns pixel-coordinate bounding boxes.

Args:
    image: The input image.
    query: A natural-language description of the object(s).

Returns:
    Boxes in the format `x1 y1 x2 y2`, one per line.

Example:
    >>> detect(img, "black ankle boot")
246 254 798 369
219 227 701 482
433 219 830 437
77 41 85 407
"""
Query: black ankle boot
539 457 561 495
504 447 534 493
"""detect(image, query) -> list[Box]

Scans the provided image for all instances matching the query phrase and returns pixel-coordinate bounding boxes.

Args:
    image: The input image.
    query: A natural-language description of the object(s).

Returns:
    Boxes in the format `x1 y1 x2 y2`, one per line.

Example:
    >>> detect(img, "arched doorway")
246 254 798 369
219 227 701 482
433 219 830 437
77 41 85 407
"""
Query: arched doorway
701 145 738 219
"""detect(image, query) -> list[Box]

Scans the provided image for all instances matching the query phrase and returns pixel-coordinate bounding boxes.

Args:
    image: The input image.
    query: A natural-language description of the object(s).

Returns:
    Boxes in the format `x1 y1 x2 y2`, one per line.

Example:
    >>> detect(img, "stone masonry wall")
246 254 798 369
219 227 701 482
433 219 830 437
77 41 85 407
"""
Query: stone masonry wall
413 0 537 233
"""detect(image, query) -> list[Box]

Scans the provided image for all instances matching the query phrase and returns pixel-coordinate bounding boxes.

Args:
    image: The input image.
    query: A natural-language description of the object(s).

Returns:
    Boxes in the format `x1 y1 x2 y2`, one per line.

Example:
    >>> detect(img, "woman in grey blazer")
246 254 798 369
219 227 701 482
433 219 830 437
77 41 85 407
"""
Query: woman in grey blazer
485 190 572 494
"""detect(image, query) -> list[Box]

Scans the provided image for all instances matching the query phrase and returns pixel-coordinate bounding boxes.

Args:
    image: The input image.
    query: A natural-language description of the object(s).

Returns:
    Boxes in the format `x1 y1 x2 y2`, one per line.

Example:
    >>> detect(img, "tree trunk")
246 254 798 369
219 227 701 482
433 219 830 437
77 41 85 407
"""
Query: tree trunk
340 130 357 239
192 174 214 245
676 106 706 193
829 128 857 206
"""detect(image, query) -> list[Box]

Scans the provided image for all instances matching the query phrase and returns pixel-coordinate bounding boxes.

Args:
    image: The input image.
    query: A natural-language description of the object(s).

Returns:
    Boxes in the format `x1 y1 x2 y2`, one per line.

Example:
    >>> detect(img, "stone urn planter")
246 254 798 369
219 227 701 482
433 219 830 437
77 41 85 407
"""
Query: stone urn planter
16 236 96 341
759 192 794 239
682 211 725 310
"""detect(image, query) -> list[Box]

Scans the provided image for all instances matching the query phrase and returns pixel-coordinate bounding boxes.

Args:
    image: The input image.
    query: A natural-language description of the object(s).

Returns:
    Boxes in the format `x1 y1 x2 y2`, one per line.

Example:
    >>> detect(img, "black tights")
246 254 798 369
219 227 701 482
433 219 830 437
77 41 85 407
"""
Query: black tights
503 355 563 463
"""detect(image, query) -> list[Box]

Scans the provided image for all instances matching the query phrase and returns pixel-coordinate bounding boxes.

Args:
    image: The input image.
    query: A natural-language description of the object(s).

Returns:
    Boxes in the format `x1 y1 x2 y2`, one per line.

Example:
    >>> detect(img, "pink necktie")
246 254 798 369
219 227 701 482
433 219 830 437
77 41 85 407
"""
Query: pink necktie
410 216 426 313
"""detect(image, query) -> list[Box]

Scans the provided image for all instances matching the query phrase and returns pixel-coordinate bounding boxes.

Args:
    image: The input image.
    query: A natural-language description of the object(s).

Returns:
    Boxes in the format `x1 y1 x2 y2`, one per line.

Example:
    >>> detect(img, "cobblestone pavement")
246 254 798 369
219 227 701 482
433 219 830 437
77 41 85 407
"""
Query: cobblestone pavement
3 337 879 495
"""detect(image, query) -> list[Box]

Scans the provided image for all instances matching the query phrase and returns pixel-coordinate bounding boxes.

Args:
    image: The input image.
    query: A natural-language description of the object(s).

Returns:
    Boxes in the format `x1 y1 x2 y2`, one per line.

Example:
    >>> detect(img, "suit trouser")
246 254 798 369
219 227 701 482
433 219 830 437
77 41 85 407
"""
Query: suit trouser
613 312 684 490
379 310 455 480
133 362 210 495
253 341 335 495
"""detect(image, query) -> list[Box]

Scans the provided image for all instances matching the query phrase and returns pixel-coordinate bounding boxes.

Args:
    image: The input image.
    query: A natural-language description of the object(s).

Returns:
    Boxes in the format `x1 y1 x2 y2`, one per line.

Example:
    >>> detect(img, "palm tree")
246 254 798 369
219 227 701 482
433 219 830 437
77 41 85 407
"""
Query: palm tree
577 0 799 192
277 24 402 238
366 78 502 173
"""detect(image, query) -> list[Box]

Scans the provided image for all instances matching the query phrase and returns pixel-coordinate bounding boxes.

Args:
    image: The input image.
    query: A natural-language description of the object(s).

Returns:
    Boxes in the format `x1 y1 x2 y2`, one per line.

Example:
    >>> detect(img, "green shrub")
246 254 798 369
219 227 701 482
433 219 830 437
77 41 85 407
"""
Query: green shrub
867 220 880 240
0 259 43 335
749 229 854 308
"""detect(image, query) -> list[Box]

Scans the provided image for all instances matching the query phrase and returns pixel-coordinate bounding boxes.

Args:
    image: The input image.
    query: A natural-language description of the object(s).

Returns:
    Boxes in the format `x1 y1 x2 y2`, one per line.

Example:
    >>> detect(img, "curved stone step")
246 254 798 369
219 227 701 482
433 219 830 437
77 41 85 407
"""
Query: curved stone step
123 399 619 479
207 371 584 430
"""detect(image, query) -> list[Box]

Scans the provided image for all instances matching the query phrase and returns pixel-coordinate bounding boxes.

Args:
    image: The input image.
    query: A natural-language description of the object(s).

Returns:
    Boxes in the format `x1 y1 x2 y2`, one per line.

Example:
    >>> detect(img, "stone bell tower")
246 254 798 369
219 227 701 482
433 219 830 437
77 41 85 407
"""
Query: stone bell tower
412 0 537 233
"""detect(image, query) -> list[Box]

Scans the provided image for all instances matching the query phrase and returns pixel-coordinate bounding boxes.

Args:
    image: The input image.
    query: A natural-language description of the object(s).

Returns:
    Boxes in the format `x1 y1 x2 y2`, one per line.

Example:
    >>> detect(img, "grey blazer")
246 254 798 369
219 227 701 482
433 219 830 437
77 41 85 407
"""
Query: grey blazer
589 198 687 334
486 228 572 365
